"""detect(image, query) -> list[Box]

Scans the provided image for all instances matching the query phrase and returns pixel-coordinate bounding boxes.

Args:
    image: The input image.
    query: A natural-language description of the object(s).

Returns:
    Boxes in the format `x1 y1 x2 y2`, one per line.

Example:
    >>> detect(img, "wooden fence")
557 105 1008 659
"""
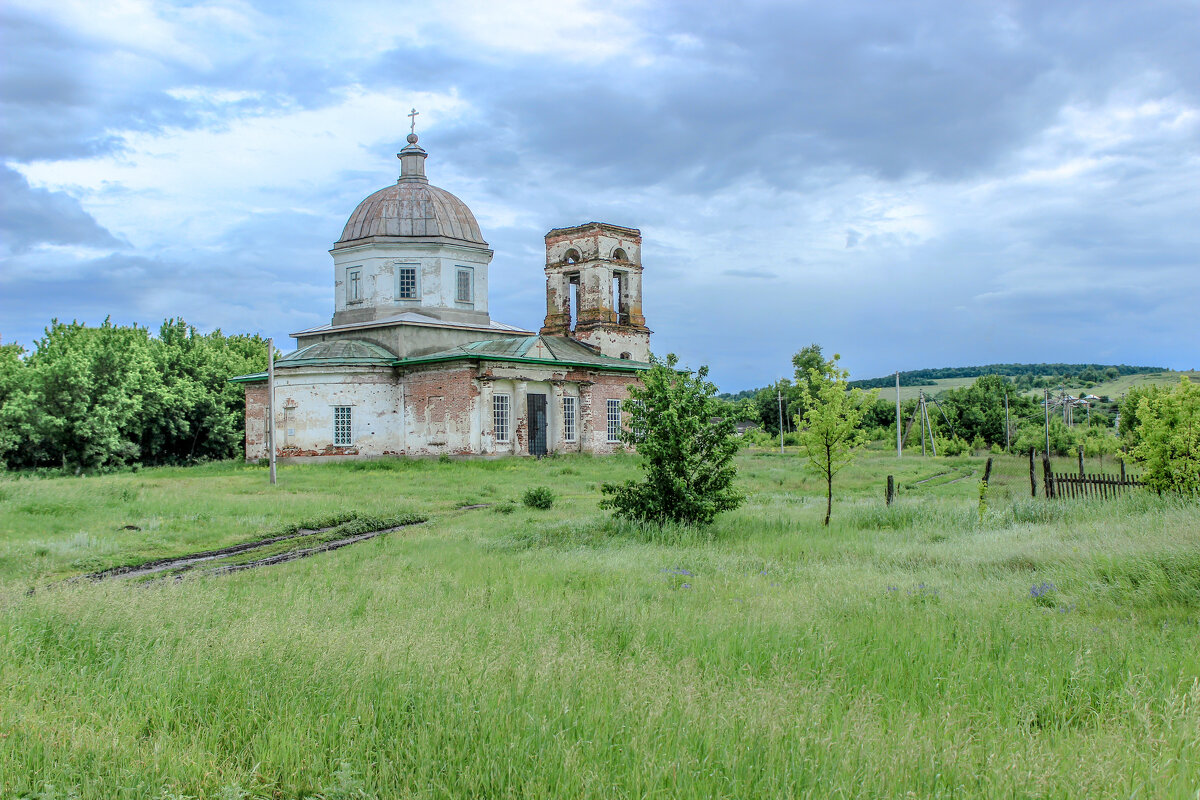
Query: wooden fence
1047 471 1144 500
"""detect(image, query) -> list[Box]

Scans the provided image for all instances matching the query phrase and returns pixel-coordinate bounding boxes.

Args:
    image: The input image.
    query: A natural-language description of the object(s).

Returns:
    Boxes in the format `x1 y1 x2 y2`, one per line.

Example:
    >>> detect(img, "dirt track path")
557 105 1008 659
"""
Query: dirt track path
203 524 420 576
84 526 339 581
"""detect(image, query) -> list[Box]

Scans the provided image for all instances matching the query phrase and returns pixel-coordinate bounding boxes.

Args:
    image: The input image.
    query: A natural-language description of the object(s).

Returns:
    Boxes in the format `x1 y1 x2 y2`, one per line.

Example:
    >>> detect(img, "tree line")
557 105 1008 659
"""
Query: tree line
0 319 268 471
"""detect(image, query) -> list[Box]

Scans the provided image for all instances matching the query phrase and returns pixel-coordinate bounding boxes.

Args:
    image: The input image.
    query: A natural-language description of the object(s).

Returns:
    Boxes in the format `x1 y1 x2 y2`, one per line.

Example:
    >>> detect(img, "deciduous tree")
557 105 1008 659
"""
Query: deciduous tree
797 355 877 526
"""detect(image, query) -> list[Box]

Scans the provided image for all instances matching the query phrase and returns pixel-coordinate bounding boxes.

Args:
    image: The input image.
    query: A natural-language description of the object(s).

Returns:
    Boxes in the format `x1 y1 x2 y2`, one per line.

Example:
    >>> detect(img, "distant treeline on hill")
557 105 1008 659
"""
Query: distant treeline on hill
847 363 1164 389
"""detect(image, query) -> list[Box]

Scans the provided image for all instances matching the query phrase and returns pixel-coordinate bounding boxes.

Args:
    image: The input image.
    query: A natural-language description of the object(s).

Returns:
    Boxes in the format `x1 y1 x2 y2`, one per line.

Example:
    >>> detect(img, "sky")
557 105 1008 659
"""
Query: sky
1 0 1197 392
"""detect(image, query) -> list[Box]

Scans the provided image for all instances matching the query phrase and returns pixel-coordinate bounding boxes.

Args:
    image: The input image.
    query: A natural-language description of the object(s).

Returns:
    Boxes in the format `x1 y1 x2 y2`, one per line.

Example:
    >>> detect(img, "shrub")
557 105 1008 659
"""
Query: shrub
1129 377 1200 496
522 486 555 510
941 437 970 456
601 354 743 525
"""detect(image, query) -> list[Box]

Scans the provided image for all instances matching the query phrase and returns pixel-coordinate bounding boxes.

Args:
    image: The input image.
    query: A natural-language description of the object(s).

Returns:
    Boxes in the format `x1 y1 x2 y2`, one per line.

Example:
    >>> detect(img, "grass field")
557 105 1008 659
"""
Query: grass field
2 451 1198 798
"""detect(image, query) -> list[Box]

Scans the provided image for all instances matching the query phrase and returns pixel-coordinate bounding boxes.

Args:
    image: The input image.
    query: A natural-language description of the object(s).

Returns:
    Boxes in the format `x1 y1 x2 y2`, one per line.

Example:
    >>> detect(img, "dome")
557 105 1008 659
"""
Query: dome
335 133 487 248
336 181 486 246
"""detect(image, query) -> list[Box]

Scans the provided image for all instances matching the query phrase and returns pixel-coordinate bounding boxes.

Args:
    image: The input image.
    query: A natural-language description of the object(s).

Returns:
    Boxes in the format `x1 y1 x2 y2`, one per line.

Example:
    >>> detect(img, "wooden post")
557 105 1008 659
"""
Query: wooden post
983 457 994 485
1078 445 1085 477
896 372 902 459
1029 448 1037 497
886 475 895 506
1120 460 1126 482
1042 456 1054 500
266 337 276 486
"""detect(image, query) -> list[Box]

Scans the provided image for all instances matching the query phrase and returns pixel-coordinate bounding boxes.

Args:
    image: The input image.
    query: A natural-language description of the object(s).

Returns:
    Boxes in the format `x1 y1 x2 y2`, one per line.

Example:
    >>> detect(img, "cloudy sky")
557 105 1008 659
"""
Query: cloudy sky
2 0 1197 391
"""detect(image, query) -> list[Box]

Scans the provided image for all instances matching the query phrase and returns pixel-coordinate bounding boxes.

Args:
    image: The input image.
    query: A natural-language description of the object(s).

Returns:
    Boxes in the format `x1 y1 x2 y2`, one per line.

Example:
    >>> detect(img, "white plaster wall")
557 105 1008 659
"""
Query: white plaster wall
332 242 492 316
271 367 400 455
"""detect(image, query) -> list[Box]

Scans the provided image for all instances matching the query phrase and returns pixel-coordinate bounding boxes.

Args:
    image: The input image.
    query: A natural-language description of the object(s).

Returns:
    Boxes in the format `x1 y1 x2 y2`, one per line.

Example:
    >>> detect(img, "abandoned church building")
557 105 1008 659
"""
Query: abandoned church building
233 130 652 458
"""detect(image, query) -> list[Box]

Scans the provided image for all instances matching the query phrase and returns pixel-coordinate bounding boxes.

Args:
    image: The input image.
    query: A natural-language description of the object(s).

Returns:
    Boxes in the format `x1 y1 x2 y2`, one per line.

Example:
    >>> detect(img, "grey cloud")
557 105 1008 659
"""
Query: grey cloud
0 166 124 253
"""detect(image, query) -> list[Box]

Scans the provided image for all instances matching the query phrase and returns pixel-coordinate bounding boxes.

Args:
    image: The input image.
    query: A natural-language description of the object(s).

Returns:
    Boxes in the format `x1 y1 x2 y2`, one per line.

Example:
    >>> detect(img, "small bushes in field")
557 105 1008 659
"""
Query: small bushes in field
492 501 516 515
522 486 554 509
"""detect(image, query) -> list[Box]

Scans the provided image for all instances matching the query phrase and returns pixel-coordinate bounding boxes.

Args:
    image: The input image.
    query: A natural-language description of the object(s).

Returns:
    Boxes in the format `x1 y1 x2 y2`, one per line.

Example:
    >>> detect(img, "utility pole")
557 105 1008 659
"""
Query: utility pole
267 338 277 486
777 389 784 455
1004 389 1011 453
895 371 902 458
919 391 926 457
1043 388 1050 457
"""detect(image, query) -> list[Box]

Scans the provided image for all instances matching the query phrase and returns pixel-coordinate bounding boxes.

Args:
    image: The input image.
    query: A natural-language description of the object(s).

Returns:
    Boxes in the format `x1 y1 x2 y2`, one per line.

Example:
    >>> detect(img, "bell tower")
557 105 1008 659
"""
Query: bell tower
541 222 651 361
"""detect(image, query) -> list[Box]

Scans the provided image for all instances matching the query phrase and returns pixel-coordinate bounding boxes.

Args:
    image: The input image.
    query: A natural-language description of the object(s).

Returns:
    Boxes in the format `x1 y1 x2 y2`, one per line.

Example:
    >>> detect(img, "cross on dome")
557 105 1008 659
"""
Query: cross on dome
408 107 419 135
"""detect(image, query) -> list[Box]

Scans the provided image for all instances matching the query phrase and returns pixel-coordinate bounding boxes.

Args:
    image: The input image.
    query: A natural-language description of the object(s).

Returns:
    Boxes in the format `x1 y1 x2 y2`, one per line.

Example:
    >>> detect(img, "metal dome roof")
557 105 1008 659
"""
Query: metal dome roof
335 133 487 248
336 181 486 246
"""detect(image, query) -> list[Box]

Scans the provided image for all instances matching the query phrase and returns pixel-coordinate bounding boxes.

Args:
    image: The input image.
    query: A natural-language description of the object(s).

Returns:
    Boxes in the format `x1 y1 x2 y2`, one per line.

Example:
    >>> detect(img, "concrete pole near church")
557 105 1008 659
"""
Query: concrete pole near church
777 389 785 455
267 338 277 486
895 371 901 458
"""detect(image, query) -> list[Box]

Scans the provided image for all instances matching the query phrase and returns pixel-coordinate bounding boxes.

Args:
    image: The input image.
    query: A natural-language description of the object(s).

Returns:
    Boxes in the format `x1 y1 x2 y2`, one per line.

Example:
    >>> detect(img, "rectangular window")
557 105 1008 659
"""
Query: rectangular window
347 268 362 302
333 406 353 446
493 394 510 442
456 267 473 303
397 266 418 300
632 399 647 443
607 398 622 443
562 396 577 442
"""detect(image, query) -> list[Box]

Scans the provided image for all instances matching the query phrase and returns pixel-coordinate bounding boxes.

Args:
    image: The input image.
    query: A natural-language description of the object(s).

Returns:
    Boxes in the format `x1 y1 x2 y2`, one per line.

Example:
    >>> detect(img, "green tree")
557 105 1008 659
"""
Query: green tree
1130 377 1200 496
1013 417 1080 457
1119 384 1162 447
792 343 830 401
797 354 878 526
26 319 161 470
0 343 40 469
600 354 744 525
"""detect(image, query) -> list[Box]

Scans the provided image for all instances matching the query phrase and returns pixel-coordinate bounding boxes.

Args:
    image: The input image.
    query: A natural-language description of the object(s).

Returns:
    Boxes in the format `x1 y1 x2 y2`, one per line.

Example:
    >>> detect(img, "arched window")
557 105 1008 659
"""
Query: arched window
564 248 580 265
620 352 632 360
612 248 628 261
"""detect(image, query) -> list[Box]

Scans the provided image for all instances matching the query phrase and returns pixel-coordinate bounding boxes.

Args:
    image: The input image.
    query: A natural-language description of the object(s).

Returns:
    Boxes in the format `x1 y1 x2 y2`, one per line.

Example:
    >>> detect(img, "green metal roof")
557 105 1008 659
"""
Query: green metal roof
229 339 397 383
395 335 650 371
230 335 647 383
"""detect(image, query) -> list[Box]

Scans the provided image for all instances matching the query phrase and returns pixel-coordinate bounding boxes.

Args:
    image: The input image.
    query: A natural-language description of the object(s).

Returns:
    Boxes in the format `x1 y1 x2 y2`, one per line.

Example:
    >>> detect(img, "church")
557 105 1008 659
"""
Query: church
233 128 653 459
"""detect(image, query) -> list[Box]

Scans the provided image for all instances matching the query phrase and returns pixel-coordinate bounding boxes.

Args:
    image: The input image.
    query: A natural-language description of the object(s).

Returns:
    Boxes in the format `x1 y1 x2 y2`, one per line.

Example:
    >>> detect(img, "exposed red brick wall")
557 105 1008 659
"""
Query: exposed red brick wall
402 364 479 455
243 382 268 460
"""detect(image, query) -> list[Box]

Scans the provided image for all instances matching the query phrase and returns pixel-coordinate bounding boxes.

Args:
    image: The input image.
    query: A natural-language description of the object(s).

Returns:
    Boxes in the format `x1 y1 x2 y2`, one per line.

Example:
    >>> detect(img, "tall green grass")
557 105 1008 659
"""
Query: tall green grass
1 452 1198 797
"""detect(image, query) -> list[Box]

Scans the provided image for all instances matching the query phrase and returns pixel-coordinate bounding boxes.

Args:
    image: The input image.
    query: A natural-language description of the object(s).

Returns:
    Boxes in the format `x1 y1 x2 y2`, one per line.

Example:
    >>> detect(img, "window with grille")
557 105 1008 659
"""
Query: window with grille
456 267 473 303
607 399 622 443
397 266 418 300
562 396 577 442
493 394 510 442
631 399 647 443
333 406 353 445
347 268 362 302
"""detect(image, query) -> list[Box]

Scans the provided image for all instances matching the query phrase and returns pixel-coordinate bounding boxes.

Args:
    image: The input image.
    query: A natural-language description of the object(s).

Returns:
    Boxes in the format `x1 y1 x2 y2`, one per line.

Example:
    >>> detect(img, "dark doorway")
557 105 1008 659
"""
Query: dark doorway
527 393 548 456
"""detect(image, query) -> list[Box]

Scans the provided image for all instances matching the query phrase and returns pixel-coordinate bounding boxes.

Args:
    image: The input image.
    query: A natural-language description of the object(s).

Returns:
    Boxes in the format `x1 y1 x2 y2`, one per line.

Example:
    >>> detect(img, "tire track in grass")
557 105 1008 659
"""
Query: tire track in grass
89 525 342 580
75 513 428 583
201 522 425 576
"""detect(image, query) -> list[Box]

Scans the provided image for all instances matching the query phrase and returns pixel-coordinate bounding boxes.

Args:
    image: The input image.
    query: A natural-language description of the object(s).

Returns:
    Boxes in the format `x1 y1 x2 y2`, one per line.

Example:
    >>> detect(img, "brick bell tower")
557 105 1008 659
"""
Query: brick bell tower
540 222 651 361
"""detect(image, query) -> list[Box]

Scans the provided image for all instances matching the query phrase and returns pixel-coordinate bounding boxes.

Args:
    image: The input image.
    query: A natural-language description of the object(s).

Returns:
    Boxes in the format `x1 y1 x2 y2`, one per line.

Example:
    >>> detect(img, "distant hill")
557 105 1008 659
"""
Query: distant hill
847 363 1164 390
